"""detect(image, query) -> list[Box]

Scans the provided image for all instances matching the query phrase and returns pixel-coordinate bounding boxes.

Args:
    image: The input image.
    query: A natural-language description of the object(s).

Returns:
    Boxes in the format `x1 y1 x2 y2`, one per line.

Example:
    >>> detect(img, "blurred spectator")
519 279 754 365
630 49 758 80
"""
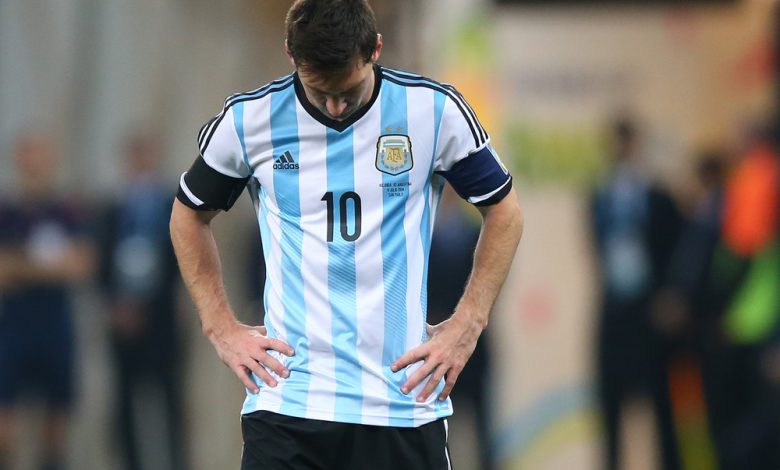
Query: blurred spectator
692 135 780 470
654 150 727 469
661 152 726 304
0 133 95 470
96 133 187 470
427 187 492 470
657 152 727 348
653 152 728 354
590 117 684 470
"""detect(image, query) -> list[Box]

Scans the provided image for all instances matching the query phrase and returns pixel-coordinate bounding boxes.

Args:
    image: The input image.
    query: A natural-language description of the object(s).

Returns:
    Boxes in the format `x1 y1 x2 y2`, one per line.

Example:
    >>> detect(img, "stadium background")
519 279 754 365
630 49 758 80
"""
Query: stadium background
0 0 775 468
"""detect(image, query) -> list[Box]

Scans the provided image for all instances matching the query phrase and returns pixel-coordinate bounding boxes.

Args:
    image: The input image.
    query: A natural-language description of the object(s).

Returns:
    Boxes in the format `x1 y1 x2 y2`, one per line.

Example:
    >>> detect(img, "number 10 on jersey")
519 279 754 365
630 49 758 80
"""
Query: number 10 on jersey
321 192 362 242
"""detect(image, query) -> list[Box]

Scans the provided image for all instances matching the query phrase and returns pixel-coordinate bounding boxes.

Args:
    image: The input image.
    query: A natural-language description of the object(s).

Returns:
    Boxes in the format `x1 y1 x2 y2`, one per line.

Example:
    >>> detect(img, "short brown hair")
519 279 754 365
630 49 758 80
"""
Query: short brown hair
286 0 378 75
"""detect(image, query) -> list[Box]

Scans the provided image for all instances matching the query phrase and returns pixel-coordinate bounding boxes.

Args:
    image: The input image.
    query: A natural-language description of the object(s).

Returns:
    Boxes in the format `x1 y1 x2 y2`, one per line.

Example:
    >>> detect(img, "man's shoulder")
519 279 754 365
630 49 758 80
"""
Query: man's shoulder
379 66 454 95
219 73 296 113
198 73 296 143
378 66 477 122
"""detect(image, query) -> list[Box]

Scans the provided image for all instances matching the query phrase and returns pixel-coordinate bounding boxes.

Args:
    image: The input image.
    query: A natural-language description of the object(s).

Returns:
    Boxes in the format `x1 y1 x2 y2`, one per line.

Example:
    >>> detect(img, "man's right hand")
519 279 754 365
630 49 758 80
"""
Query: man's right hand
170 201 295 393
206 322 295 393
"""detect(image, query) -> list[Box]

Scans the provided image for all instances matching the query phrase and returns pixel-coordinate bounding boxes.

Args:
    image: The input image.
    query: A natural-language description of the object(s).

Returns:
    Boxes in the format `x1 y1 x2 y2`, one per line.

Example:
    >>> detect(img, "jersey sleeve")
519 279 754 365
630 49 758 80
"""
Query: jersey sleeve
176 101 251 211
433 93 512 206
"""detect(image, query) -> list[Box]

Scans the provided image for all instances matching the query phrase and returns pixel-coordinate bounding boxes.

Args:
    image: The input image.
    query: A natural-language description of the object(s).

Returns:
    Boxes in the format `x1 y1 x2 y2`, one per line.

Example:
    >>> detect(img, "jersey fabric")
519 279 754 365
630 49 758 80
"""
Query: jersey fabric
177 65 512 427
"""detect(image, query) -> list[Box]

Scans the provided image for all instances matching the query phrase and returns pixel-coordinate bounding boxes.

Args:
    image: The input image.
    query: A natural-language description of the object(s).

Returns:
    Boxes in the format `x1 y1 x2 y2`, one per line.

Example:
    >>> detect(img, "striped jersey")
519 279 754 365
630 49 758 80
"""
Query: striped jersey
177 65 512 427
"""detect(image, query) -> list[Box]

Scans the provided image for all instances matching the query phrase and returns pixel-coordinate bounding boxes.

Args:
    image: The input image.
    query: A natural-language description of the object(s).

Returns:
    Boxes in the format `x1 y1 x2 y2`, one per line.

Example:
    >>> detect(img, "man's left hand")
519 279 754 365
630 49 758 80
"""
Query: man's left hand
392 313 483 402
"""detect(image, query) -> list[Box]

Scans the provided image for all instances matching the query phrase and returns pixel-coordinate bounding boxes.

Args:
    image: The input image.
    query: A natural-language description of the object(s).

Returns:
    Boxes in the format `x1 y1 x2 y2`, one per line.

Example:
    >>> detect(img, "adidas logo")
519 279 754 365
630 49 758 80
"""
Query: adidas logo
273 151 299 170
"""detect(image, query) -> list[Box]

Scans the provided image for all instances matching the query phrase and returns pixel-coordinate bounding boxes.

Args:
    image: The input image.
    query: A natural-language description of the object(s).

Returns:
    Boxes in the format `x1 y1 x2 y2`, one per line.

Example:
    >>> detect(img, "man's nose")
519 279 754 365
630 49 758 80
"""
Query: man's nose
325 97 348 118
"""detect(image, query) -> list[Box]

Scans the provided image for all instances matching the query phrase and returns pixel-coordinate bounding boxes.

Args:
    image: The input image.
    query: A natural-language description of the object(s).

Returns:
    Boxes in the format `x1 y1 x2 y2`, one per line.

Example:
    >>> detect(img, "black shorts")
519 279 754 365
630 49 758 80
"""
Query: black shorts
240 411 452 470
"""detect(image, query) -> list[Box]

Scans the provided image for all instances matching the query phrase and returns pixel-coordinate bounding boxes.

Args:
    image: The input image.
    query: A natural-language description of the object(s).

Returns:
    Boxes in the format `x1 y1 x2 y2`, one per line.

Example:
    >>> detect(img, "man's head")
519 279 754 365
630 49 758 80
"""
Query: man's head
14 132 57 198
610 116 638 163
696 150 725 190
124 131 160 177
285 0 382 120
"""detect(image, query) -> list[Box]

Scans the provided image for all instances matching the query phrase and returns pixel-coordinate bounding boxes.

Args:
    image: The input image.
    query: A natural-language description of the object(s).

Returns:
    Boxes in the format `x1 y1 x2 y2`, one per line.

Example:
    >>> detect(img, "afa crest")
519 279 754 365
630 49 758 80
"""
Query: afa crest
376 135 413 176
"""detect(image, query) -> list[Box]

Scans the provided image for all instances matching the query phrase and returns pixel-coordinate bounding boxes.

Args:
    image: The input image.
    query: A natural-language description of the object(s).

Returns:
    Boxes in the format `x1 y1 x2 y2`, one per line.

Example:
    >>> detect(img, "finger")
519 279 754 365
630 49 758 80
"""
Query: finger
257 325 267 336
234 365 261 393
253 351 289 378
392 344 429 372
244 358 278 388
438 369 461 401
262 337 295 356
418 366 447 402
400 359 439 394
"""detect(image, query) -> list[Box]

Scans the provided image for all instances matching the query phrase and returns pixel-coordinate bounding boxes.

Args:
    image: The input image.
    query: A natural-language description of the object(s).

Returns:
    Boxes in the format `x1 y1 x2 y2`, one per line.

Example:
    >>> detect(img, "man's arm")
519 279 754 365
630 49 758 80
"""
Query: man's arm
0 242 95 290
169 199 294 393
392 186 523 401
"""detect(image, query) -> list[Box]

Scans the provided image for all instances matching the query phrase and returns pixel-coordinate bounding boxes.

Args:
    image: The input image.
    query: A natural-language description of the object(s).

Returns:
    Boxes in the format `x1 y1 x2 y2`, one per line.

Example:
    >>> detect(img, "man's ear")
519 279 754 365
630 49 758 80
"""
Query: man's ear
284 39 296 67
371 33 383 62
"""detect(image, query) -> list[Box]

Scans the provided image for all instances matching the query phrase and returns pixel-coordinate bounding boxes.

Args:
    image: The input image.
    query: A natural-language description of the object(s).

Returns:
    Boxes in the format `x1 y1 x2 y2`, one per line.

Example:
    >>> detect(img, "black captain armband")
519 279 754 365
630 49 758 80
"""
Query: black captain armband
176 156 250 211
438 145 513 206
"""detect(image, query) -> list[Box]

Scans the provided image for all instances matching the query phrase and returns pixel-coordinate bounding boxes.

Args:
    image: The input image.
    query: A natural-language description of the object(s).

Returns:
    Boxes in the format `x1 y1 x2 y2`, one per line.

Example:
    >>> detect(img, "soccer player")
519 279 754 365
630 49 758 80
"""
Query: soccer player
170 0 523 468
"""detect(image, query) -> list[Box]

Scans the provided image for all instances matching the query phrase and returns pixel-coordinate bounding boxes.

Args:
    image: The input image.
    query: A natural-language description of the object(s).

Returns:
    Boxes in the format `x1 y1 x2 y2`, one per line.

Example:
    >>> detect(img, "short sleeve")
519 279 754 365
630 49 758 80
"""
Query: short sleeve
177 100 251 211
433 93 512 206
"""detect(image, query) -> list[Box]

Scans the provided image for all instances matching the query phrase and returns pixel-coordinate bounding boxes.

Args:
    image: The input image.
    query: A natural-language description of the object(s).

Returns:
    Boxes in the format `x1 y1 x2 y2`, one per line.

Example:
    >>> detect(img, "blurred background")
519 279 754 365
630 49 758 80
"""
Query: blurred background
1 0 779 469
